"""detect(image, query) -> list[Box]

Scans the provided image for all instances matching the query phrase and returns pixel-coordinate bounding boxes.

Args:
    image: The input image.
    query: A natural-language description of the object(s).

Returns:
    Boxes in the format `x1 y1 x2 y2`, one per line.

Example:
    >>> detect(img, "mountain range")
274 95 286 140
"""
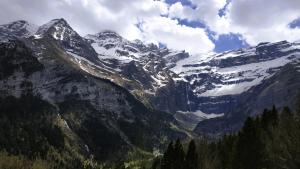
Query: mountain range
0 18 300 161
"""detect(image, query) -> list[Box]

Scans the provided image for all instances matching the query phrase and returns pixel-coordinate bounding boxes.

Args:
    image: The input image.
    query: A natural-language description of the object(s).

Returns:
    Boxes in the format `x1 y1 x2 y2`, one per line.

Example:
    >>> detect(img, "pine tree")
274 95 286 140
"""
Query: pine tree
186 140 198 169
158 98 300 169
296 91 300 118
280 106 293 124
234 117 266 169
271 105 279 126
151 158 161 169
218 134 237 169
280 106 300 168
261 106 278 132
173 139 185 169
161 141 174 169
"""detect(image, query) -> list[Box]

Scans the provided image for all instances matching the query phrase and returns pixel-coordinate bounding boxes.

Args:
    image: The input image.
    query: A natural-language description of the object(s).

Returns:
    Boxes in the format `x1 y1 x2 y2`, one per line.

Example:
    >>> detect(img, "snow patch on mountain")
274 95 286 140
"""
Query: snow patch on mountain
171 53 214 75
171 42 300 97
177 110 224 120
202 53 300 96
35 19 60 37
67 51 117 75
0 20 38 40
91 43 137 63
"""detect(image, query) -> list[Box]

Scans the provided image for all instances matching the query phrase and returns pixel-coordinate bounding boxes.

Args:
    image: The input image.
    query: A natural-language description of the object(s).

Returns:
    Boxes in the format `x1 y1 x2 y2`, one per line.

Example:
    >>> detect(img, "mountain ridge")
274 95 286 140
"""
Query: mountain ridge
0 31 186 162
0 18 299 135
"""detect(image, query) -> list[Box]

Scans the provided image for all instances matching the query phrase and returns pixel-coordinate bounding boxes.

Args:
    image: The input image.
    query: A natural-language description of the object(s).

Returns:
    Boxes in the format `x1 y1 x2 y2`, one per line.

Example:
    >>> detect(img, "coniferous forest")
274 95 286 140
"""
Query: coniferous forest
154 102 300 169
0 94 300 169
0 93 300 169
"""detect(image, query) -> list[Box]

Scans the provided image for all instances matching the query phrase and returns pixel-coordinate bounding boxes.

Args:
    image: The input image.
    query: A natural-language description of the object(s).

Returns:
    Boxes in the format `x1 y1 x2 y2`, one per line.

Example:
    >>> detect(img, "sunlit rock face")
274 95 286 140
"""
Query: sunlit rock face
0 21 187 160
1 19 300 135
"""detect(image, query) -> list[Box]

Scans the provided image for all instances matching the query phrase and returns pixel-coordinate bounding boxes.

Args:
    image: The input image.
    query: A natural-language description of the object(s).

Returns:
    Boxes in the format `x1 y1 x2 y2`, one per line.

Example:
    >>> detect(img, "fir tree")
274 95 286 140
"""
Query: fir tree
173 139 185 169
260 106 278 134
186 140 198 169
218 134 237 169
161 141 175 169
157 96 300 169
234 117 266 169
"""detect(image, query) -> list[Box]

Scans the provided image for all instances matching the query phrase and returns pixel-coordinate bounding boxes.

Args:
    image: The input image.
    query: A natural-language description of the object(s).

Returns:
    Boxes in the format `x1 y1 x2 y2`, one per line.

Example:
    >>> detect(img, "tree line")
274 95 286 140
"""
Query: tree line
154 102 300 169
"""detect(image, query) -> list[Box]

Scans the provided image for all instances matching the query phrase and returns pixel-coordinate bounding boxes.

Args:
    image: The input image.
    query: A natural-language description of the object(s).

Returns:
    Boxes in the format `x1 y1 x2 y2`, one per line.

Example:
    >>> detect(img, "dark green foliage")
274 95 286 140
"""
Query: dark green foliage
185 140 198 169
266 106 300 169
160 139 198 169
173 139 185 169
217 134 237 169
281 106 293 119
158 100 300 169
0 94 83 169
0 41 43 79
234 117 266 169
296 91 300 118
151 158 161 169
118 119 154 151
58 100 127 161
161 141 175 169
0 151 51 169
0 94 64 158
261 106 278 131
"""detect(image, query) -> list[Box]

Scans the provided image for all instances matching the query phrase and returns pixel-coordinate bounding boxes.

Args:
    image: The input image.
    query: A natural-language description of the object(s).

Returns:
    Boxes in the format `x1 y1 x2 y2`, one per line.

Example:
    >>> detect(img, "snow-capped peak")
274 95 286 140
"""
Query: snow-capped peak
34 18 72 40
0 20 38 40
32 18 99 63
293 39 300 44
96 30 122 39
171 40 300 97
85 30 126 44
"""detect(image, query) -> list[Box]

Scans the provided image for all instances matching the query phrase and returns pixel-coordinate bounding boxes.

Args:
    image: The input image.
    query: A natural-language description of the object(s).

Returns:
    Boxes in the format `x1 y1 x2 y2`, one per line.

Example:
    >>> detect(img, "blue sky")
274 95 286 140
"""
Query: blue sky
1 0 300 54
165 0 193 6
166 0 249 52
289 18 300 28
175 18 249 52
165 0 300 53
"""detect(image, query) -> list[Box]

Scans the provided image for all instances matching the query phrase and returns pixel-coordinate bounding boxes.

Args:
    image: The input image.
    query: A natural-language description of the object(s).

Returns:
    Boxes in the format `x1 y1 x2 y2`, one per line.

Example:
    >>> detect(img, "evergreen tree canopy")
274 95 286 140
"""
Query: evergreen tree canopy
158 96 300 169
186 140 198 169
173 139 185 169
161 141 174 169
235 117 266 169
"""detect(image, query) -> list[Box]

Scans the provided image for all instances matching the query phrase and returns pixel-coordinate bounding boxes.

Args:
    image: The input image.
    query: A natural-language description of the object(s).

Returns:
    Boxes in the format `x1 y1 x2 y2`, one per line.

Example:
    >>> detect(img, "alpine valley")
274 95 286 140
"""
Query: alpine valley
0 18 300 168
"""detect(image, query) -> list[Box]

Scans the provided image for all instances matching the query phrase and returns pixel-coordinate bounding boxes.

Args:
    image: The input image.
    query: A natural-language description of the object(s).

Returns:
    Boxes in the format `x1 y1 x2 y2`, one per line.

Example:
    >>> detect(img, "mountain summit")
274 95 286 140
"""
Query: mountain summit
0 18 300 139
0 20 37 40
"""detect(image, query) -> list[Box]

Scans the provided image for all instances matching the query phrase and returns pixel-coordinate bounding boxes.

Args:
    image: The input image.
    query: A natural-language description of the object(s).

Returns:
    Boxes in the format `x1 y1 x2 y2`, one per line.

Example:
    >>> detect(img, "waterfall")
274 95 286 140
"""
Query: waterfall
186 82 191 112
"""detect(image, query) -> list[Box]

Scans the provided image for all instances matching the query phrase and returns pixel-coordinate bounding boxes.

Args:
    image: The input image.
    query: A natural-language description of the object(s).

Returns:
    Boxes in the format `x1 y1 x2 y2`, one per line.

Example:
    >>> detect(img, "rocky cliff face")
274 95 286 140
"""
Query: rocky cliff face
0 37 185 161
171 40 300 132
0 20 37 41
85 30 190 112
0 18 299 137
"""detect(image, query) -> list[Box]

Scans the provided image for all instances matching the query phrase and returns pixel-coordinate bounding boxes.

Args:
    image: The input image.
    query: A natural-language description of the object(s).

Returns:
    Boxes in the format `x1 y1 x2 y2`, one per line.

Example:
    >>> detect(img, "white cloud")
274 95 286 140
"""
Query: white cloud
168 0 300 45
225 0 300 45
0 0 215 54
169 2 197 21
139 16 215 53
1 0 300 53
168 0 227 33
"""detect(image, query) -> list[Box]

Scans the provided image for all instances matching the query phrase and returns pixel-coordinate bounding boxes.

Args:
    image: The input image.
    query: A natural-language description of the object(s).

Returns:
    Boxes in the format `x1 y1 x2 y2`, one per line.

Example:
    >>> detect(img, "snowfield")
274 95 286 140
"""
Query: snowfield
172 48 300 97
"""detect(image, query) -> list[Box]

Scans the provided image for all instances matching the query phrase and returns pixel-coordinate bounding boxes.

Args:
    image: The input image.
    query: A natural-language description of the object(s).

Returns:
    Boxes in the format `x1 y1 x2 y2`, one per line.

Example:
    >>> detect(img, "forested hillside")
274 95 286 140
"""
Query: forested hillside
155 99 300 169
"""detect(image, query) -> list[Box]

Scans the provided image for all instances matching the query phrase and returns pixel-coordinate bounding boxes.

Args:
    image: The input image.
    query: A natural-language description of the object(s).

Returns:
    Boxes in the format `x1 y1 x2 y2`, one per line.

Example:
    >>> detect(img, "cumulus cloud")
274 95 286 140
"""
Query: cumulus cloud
226 0 300 45
1 0 300 53
139 16 215 53
168 0 300 45
0 0 215 54
168 0 228 33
